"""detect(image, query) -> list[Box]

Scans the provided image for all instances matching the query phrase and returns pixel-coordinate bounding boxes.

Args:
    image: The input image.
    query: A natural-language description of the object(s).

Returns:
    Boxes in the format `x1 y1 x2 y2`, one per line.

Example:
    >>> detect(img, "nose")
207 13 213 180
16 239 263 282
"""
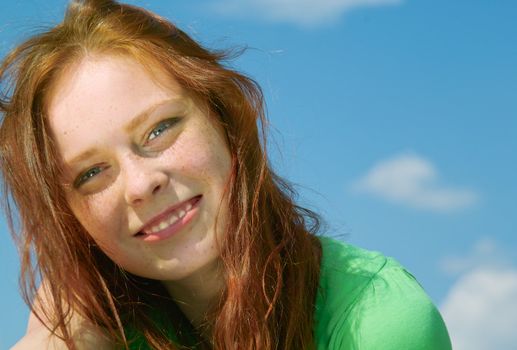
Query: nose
121 154 169 206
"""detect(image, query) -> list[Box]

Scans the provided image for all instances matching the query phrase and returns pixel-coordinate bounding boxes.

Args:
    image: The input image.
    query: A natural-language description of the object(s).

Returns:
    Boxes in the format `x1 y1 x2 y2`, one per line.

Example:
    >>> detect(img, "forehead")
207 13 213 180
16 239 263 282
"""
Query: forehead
47 54 183 123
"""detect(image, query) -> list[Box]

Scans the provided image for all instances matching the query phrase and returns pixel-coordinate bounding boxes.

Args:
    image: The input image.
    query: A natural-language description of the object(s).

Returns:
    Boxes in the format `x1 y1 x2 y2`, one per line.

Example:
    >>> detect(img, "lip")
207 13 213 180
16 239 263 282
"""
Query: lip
135 195 202 242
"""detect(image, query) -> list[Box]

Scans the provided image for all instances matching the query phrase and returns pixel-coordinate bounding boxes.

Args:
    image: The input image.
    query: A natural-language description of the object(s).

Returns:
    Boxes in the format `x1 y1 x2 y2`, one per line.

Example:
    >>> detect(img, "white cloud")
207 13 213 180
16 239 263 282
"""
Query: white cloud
350 152 478 212
209 0 403 26
441 268 517 350
440 239 517 350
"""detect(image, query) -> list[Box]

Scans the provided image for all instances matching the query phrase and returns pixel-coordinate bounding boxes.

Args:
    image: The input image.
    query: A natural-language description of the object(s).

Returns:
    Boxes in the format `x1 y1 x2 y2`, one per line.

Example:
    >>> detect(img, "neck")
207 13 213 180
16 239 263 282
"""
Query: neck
162 258 225 337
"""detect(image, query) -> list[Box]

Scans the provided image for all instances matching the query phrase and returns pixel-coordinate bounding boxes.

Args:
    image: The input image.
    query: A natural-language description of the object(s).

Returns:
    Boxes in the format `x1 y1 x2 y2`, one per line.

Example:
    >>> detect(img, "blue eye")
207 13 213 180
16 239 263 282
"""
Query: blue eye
147 119 176 141
75 166 102 187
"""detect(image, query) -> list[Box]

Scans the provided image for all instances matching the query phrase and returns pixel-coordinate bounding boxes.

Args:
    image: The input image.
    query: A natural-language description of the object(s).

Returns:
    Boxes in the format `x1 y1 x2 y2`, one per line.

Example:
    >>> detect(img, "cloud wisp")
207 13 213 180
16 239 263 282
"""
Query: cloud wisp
350 152 478 212
440 237 514 276
209 0 403 27
440 239 517 350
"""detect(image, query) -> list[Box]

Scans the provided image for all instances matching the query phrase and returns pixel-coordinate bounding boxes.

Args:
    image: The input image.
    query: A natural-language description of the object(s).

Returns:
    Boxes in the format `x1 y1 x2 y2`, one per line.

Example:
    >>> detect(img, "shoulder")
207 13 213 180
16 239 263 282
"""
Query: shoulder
314 236 452 350
11 316 116 350
11 285 116 350
11 314 116 350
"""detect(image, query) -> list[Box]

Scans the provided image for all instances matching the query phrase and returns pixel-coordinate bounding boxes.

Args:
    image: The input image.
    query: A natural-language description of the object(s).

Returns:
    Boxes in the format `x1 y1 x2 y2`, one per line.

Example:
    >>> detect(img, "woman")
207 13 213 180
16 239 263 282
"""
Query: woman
0 0 452 349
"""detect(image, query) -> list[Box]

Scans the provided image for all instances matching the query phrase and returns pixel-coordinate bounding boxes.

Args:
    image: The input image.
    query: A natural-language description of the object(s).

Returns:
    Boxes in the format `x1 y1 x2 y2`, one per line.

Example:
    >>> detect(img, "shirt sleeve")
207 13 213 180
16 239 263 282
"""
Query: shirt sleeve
329 262 452 350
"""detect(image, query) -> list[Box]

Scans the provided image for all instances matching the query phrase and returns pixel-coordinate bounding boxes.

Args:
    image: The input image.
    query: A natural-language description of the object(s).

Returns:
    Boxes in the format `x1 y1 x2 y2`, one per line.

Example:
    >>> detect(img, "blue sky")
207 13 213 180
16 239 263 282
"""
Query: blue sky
1 0 516 349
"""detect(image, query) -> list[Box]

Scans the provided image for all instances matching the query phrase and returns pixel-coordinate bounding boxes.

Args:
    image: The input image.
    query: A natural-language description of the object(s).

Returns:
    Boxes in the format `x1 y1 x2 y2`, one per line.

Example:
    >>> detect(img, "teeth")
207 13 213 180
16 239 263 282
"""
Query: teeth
168 214 179 226
143 199 194 235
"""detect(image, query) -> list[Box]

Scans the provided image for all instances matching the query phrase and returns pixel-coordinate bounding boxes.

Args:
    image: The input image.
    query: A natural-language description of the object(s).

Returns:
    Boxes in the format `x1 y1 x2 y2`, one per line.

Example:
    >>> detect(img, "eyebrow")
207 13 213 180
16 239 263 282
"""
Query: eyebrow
124 98 182 133
66 98 185 166
67 148 100 166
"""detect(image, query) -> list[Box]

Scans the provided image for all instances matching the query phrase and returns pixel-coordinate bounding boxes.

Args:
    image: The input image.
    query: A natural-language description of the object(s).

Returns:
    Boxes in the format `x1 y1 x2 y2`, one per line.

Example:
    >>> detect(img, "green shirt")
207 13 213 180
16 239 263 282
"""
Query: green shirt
315 236 452 349
126 236 452 349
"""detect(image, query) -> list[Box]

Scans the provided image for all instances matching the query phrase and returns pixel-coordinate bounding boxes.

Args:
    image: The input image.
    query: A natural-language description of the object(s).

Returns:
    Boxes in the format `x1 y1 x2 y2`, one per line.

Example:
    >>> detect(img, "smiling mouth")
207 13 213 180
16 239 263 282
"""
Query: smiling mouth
135 195 202 239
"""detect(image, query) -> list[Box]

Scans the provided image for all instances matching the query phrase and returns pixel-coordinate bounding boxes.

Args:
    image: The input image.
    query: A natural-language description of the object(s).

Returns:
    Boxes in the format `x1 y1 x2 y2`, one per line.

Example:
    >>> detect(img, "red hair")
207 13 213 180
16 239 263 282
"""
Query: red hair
0 1 322 348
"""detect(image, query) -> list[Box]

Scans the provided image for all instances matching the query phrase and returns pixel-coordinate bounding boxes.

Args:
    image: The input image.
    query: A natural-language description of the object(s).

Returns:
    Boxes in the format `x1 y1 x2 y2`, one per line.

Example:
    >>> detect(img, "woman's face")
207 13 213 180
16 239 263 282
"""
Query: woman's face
47 54 232 282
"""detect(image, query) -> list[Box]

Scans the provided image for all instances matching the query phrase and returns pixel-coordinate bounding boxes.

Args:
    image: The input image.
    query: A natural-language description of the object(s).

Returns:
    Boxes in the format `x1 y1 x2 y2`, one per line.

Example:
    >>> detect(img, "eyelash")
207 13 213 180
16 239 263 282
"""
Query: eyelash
146 118 177 142
74 166 103 188
74 117 181 188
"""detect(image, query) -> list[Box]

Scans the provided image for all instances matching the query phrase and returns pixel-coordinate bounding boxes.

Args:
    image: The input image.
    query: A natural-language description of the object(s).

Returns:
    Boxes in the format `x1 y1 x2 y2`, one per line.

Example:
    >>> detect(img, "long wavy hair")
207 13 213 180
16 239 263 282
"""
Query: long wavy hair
0 1 322 349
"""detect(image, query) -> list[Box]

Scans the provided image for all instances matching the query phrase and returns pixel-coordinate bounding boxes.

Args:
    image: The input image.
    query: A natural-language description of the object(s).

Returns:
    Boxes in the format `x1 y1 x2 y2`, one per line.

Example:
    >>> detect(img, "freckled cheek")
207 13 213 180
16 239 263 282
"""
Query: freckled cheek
171 132 231 183
69 194 125 245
